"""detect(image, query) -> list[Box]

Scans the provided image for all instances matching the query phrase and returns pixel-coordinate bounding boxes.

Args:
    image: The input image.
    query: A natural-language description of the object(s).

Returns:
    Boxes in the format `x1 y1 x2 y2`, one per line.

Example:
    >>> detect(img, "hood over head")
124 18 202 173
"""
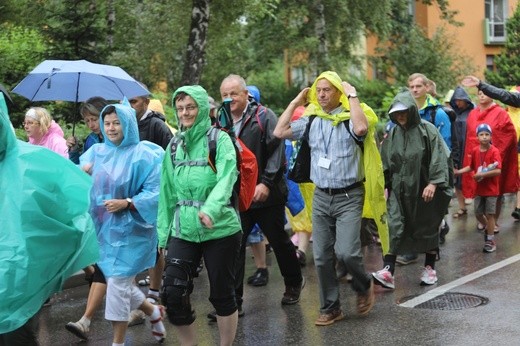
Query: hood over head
388 91 421 128
99 103 140 148
172 85 211 140
307 71 350 111
449 86 474 113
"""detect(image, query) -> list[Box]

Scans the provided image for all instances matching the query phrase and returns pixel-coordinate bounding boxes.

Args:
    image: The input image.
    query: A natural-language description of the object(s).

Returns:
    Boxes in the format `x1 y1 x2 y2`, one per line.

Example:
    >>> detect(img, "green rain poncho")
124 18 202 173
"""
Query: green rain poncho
0 93 99 333
382 91 452 253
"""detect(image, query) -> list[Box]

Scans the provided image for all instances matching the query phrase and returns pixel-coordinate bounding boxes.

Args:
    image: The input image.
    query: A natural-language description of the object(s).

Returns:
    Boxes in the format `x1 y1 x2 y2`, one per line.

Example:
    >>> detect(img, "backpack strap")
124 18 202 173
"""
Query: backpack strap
207 127 219 173
175 200 205 237
169 133 209 168
254 104 267 134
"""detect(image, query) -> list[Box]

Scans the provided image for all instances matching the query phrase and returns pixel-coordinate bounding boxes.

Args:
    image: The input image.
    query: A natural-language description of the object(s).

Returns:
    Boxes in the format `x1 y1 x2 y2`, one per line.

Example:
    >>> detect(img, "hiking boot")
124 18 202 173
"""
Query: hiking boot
281 277 306 305
314 309 345 326
372 265 395 289
483 239 496 253
439 223 450 244
420 265 438 286
512 208 520 220
207 306 244 322
247 268 269 286
65 320 89 340
396 253 418 265
357 279 375 315
128 309 146 327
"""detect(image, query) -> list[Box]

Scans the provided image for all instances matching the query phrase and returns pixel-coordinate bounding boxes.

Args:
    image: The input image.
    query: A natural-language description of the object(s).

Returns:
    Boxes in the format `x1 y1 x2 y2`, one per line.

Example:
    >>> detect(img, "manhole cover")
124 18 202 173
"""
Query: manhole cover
399 292 489 310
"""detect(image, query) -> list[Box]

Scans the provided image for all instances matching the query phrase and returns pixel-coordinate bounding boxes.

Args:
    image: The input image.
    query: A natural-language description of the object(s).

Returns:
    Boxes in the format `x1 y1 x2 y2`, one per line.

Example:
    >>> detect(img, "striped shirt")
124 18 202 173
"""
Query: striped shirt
290 107 364 189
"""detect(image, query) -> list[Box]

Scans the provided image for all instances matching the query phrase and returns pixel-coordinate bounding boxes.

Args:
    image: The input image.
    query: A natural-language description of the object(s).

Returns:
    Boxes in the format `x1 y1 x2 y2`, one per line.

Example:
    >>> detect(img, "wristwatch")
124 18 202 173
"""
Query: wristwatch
126 198 132 209
348 93 358 99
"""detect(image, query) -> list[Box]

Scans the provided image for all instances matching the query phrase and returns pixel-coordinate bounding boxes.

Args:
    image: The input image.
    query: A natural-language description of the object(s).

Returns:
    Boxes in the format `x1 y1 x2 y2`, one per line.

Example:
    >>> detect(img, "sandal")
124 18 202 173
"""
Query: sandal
138 275 150 286
453 209 467 218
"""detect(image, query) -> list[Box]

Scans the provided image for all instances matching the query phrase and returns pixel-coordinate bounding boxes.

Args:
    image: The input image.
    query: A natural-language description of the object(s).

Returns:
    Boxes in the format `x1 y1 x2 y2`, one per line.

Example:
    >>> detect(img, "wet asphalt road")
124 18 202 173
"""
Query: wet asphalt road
35 195 520 345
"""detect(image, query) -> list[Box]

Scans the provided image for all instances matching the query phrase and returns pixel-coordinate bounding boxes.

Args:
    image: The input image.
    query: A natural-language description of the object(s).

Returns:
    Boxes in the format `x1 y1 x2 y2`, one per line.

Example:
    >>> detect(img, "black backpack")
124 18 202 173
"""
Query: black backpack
427 105 459 165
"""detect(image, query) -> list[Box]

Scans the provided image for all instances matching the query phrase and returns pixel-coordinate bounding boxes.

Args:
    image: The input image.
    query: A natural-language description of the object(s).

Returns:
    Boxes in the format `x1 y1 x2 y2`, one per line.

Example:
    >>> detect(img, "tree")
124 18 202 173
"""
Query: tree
484 3 520 87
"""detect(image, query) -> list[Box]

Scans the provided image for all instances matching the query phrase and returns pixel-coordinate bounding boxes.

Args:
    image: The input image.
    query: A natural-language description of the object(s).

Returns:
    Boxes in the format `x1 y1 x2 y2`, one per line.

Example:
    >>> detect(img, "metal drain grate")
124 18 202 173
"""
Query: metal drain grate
401 292 489 310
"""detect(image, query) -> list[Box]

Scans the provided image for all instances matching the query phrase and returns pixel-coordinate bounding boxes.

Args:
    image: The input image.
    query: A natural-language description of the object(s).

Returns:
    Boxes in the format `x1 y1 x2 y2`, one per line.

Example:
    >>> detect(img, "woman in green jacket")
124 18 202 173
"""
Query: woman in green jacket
157 85 241 346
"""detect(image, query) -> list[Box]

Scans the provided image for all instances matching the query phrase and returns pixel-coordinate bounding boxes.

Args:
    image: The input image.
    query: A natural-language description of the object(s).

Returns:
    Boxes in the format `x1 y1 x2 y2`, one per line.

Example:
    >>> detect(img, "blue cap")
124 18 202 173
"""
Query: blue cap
476 123 492 135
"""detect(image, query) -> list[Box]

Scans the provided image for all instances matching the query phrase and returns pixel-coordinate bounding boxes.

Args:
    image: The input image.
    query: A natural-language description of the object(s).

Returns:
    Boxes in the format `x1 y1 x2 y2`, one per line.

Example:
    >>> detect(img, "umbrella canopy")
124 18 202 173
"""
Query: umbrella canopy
12 59 149 102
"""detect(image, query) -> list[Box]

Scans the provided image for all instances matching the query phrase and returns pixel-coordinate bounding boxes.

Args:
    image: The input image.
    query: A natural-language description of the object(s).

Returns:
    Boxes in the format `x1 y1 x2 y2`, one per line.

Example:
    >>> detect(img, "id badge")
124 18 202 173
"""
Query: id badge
318 156 331 169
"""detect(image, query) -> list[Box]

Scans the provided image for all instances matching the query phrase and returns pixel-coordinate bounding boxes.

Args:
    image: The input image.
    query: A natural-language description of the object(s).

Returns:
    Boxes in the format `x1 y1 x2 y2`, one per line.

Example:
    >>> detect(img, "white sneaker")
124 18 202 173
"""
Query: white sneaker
128 309 146 327
65 320 89 340
420 265 438 286
372 265 395 289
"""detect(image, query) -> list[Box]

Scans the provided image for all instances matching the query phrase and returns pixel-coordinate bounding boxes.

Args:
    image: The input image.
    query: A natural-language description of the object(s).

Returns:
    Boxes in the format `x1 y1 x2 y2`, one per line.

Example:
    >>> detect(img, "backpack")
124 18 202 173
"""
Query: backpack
288 115 363 183
169 99 259 212
426 104 459 166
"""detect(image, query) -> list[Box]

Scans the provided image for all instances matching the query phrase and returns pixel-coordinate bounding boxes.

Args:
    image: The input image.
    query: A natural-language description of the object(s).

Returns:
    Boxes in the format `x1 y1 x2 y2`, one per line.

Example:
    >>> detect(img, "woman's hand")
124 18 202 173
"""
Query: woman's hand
103 199 127 213
198 211 213 229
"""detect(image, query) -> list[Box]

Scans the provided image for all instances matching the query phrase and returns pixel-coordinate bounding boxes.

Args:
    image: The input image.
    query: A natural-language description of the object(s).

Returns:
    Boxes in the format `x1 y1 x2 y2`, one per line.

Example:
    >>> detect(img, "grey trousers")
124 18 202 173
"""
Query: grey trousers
312 186 370 313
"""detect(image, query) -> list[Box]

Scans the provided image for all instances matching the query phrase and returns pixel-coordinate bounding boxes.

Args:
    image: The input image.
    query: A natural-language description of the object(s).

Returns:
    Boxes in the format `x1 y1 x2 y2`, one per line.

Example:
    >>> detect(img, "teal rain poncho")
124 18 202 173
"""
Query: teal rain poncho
80 103 164 277
0 93 99 333
382 91 452 253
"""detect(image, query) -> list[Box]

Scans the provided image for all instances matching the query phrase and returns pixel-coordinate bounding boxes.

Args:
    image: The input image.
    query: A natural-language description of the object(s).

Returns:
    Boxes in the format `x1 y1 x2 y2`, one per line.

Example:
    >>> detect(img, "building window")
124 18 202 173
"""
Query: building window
486 55 495 72
485 0 507 43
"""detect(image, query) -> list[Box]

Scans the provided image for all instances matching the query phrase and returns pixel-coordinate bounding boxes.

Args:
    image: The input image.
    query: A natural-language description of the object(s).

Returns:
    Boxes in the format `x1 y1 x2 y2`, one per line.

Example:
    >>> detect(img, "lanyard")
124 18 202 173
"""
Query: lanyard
319 119 334 158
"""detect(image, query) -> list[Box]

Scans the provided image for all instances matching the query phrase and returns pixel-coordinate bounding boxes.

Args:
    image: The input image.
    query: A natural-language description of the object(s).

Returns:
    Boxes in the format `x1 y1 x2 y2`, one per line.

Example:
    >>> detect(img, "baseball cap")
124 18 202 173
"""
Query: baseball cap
476 123 492 135
388 102 408 114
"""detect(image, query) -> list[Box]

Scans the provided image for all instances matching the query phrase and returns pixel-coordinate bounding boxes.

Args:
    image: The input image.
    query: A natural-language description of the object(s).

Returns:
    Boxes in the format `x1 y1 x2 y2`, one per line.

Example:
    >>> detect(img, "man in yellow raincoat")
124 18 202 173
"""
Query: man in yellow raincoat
274 71 387 326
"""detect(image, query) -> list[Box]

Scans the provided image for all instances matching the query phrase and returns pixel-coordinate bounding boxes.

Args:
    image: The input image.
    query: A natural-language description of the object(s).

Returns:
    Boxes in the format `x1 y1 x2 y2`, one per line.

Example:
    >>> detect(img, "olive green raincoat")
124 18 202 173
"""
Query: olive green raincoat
382 91 452 253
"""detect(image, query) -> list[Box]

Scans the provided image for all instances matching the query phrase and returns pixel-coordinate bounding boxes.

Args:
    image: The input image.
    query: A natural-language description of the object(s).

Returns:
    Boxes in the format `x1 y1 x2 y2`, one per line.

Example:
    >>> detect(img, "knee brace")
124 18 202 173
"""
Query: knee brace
161 258 196 325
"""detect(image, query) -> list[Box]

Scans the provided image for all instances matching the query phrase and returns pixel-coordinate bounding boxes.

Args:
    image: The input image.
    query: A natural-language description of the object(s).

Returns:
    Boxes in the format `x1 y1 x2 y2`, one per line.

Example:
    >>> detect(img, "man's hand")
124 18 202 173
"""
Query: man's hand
341 81 356 96
422 183 437 202
253 183 270 203
291 87 310 107
198 211 213 228
461 76 480 88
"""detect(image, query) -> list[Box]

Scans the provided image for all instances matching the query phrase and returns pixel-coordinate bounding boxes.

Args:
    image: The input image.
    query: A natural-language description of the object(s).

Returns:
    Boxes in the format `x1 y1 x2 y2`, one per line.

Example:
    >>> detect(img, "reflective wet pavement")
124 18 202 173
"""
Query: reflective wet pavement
36 196 520 345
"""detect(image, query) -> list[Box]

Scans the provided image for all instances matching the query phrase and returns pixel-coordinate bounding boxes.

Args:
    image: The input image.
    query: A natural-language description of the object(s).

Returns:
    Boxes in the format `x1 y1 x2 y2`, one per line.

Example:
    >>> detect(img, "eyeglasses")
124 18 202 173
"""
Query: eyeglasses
175 105 198 113
23 121 39 126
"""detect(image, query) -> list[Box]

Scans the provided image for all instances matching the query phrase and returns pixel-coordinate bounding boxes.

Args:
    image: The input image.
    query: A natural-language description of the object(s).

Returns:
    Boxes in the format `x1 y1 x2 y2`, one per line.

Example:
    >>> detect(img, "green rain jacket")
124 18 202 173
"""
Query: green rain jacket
157 85 241 247
382 91 452 253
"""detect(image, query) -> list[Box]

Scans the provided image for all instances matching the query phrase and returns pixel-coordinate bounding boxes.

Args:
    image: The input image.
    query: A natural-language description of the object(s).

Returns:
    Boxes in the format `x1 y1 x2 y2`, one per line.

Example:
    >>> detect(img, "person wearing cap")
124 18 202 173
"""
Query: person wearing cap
458 89 517 231
455 124 501 252
463 75 520 221
372 90 452 289
274 71 385 325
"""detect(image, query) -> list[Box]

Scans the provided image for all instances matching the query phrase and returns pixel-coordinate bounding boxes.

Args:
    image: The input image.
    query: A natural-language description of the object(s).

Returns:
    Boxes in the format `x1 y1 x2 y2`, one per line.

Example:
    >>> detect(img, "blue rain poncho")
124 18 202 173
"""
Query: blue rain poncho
0 93 99 333
80 103 164 277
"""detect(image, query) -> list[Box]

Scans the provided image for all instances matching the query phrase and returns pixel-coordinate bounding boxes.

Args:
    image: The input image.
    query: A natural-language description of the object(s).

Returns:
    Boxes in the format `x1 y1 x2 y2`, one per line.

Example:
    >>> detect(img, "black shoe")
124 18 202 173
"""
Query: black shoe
207 307 244 322
439 223 450 244
512 208 520 220
281 277 306 305
247 268 268 286
296 249 306 267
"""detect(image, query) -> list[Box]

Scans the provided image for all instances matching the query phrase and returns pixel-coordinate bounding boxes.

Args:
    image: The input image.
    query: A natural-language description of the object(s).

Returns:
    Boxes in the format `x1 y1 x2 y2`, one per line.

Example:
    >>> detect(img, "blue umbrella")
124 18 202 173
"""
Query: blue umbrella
12 59 149 102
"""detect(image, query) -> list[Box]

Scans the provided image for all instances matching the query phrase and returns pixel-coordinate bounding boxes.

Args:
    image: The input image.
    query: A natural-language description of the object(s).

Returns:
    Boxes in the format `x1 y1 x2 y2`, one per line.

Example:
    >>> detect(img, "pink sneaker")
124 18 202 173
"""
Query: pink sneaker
372 265 395 289
420 265 438 286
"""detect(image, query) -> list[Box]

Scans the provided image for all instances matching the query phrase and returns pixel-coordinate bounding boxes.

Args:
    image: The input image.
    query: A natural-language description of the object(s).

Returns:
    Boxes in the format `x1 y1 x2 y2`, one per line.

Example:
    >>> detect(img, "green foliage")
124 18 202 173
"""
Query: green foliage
0 23 47 87
485 3 520 88
374 25 474 94
40 0 109 61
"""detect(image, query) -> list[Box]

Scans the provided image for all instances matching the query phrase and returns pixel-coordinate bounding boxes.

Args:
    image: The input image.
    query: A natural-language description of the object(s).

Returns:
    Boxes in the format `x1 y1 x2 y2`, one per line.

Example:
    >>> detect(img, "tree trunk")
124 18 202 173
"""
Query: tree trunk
314 1 330 73
180 0 210 86
107 0 115 48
